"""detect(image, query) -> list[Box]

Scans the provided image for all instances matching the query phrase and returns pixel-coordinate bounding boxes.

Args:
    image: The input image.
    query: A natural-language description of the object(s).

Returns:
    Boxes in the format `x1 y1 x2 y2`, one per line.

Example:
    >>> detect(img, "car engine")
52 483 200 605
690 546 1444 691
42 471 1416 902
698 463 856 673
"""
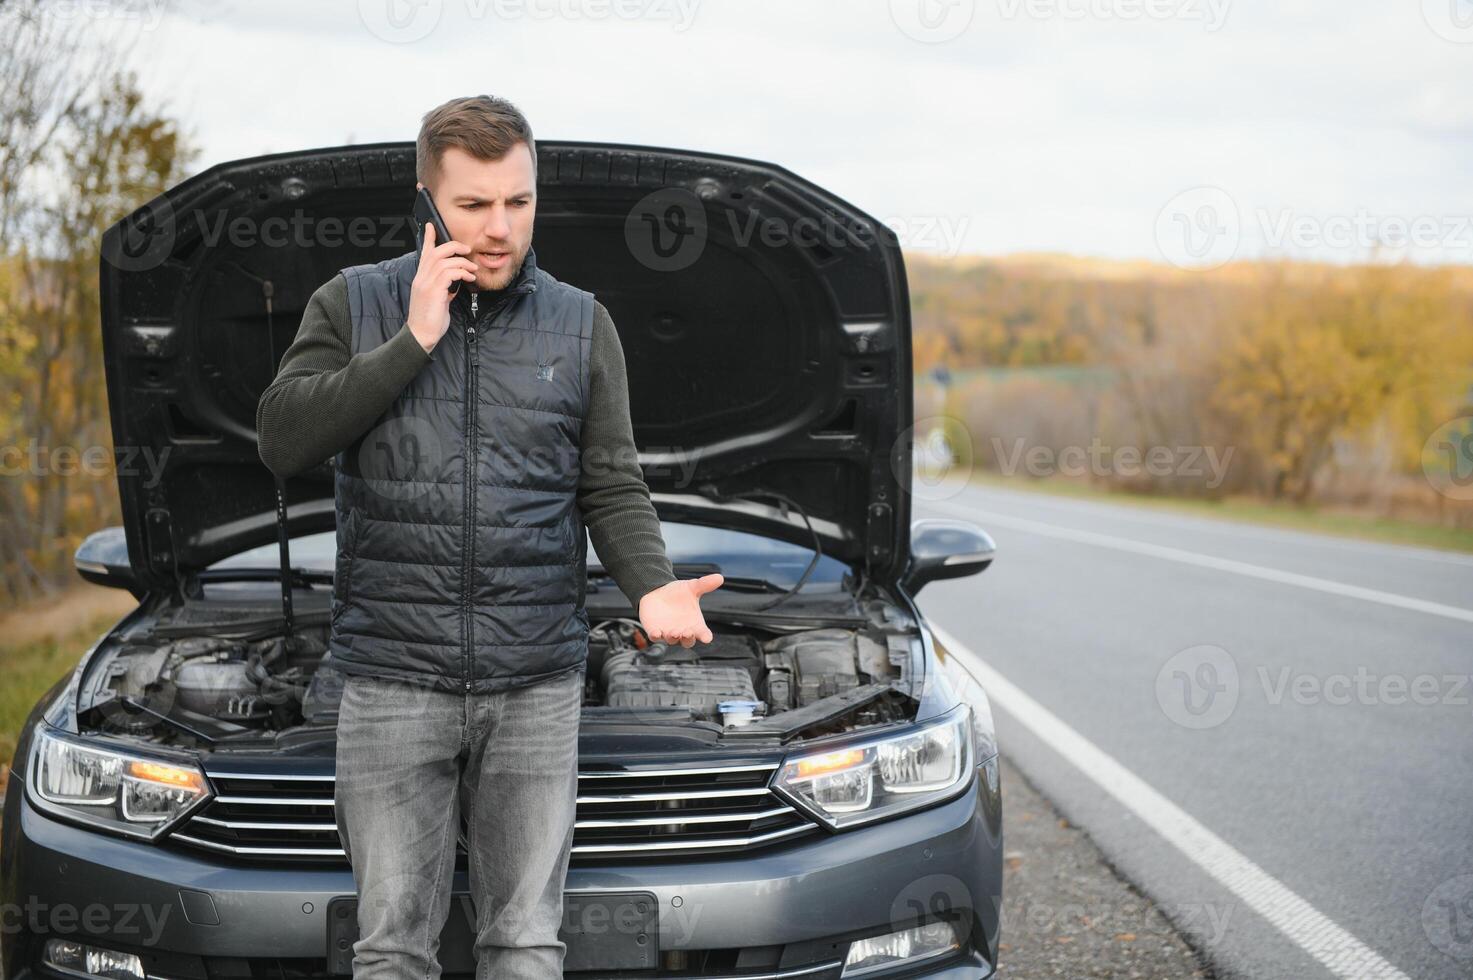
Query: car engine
78 604 917 747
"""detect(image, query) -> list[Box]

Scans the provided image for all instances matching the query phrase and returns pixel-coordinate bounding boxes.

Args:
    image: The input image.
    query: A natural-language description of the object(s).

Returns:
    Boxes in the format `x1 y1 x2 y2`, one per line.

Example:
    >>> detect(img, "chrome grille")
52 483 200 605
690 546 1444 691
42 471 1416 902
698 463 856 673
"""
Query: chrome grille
170 762 818 863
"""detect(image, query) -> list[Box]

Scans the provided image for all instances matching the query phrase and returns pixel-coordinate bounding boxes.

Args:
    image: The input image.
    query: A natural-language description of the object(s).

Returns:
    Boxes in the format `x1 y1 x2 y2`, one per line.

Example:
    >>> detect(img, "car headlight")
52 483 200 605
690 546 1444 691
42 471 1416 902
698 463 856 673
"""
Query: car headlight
773 703 975 829
27 726 211 840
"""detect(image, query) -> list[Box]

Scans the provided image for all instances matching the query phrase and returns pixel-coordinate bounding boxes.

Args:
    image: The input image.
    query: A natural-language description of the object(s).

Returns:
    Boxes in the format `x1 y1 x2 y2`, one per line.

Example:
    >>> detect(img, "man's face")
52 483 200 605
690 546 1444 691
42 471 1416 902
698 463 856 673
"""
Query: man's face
417 143 536 293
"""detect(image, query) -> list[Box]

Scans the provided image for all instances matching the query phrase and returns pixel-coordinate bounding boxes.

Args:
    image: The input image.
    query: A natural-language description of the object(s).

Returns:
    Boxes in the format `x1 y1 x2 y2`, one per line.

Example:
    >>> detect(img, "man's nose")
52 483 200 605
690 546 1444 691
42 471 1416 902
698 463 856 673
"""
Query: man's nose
483 206 511 241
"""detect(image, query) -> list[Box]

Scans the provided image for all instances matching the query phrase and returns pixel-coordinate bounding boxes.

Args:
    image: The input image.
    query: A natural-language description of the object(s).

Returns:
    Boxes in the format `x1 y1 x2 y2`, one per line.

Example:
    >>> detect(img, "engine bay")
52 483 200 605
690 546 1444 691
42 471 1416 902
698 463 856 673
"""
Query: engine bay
75 600 923 750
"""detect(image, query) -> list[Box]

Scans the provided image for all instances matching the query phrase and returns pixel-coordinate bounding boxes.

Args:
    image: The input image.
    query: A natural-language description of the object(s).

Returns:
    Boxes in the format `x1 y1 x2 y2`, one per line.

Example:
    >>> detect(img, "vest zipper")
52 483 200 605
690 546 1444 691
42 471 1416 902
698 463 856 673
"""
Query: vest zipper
462 280 534 694
463 292 479 694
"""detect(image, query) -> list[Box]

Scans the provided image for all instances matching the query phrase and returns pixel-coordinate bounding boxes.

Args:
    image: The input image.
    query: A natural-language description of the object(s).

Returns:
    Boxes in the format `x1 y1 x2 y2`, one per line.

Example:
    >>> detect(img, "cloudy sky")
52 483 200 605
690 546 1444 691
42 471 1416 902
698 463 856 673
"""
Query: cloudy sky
77 0 1473 265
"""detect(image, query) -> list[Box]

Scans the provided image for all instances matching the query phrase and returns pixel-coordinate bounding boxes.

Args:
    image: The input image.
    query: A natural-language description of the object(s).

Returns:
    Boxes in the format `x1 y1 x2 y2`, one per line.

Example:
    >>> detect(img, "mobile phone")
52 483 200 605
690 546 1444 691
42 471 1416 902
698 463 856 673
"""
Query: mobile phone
412 187 461 296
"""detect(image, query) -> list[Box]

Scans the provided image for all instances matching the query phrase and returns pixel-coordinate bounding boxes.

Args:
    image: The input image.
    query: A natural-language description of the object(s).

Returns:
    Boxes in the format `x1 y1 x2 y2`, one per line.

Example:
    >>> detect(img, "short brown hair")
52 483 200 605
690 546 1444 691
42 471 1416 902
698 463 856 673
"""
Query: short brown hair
416 95 537 187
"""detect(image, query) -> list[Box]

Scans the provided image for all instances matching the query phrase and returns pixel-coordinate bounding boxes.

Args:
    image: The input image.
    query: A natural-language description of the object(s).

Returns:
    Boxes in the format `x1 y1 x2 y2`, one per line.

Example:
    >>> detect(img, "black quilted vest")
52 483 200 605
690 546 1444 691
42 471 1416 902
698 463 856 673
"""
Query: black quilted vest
326 245 595 693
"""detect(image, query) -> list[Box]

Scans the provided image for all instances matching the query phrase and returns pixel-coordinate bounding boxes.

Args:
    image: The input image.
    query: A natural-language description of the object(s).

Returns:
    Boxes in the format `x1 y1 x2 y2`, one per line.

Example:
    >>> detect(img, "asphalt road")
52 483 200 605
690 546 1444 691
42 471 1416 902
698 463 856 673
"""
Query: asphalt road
914 481 1473 980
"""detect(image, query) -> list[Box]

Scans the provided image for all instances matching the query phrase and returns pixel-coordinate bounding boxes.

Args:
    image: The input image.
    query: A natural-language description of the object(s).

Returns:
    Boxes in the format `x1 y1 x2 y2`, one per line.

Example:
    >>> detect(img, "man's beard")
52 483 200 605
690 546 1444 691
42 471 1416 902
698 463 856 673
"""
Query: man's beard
475 244 526 293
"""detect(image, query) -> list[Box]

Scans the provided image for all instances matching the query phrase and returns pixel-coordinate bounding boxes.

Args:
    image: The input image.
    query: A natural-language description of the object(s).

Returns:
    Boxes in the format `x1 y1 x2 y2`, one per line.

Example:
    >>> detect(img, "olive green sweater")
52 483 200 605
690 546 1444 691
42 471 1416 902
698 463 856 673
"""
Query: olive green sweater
255 274 676 610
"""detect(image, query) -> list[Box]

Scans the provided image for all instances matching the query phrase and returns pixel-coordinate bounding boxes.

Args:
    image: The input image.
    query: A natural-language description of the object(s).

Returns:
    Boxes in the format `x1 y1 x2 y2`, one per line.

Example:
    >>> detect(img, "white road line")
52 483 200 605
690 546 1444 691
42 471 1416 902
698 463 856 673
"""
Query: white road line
961 483 1473 569
927 500 1473 626
931 622 1411 980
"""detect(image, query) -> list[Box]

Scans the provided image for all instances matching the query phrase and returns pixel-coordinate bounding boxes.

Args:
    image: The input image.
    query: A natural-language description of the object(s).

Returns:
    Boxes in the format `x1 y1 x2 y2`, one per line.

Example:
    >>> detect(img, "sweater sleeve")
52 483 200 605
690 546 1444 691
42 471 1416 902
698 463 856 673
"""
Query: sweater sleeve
579 302 678 610
255 274 434 481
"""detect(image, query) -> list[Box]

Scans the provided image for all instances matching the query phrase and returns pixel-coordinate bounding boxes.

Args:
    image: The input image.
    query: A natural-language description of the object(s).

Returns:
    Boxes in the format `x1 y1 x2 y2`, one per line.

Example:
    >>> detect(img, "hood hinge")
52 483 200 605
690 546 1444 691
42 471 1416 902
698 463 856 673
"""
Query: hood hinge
865 501 893 577
145 506 177 580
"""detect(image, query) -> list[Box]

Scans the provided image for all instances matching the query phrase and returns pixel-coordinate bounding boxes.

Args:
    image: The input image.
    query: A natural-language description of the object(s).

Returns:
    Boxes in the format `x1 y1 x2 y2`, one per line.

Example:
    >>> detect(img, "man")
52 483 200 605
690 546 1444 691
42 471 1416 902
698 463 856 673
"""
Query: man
255 94 723 979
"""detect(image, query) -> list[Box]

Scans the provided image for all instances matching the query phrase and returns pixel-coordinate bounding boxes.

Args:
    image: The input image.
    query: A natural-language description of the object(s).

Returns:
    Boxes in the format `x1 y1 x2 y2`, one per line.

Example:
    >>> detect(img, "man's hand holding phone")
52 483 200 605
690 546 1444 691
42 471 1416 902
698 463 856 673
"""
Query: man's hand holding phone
407 222 478 355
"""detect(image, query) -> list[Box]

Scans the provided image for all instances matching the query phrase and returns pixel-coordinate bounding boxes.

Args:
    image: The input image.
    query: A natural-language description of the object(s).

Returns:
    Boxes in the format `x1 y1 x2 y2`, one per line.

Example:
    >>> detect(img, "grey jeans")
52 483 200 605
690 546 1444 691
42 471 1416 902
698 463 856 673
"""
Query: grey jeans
334 664 585 980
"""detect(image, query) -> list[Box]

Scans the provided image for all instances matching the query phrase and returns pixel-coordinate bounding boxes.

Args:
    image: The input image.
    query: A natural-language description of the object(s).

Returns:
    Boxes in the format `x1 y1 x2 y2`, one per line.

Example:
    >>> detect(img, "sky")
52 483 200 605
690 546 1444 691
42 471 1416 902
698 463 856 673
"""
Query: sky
71 0 1473 266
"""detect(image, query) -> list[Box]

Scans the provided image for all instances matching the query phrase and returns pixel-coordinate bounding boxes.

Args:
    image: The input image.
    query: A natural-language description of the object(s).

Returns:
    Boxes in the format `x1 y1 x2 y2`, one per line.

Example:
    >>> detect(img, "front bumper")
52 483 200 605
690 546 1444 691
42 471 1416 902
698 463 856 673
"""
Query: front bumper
2 759 1002 979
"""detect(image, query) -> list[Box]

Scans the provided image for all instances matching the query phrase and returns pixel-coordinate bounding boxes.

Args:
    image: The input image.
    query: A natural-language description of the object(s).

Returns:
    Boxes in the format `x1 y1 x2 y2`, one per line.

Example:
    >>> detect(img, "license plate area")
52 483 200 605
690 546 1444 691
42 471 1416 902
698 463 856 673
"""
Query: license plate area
327 890 659 974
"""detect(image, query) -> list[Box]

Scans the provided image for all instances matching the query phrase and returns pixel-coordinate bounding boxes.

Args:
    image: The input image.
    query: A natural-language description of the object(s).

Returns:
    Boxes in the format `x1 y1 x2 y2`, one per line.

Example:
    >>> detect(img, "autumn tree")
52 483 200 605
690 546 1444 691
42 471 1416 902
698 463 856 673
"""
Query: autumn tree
0 0 198 601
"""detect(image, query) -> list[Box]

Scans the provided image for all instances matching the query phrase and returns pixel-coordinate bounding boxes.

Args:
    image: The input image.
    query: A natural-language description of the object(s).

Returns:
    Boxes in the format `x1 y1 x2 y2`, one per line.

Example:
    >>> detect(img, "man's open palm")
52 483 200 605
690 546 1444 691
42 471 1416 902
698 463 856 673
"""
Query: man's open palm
638 573 723 647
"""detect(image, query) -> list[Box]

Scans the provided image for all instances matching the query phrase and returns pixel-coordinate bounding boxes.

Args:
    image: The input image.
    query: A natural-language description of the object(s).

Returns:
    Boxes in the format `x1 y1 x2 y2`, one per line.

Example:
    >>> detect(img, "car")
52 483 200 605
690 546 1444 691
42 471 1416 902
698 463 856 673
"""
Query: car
1 140 1004 979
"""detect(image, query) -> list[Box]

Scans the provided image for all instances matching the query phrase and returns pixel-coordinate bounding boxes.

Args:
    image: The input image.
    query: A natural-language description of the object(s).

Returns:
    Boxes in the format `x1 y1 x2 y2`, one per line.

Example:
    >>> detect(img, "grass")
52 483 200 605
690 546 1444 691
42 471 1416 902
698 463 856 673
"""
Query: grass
964 471 1473 555
0 608 125 792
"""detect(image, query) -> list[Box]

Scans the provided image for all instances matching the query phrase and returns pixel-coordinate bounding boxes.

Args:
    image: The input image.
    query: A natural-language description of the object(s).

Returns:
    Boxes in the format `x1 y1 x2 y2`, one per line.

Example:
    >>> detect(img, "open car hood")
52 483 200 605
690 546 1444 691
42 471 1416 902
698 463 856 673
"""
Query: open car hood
99 140 914 594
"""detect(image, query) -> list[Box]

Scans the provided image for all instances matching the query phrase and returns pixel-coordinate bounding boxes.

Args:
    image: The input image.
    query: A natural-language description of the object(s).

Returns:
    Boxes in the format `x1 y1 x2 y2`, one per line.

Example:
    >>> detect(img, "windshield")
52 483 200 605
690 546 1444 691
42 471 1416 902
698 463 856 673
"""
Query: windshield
208 521 852 592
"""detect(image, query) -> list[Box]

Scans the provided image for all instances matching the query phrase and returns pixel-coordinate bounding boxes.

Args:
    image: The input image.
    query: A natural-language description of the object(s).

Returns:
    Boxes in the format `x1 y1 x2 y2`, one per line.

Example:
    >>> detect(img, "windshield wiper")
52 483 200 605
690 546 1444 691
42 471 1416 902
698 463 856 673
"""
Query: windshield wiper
195 567 334 587
669 563 791 593
587 563 791 595
689 487 828 611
